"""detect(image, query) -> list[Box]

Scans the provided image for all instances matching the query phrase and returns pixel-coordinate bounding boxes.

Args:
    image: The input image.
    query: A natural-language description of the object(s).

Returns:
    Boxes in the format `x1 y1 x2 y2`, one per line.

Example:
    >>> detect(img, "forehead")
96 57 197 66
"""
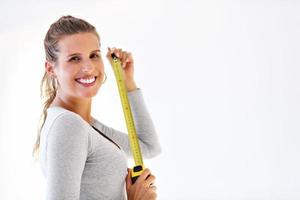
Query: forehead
58 33 100 55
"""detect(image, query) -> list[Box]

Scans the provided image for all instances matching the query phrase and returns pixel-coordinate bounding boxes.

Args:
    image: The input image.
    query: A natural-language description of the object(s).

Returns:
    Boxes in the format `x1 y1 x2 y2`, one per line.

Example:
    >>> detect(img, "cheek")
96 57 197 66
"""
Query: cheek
97 61 105 72
65 63 80 75
59 67 79 84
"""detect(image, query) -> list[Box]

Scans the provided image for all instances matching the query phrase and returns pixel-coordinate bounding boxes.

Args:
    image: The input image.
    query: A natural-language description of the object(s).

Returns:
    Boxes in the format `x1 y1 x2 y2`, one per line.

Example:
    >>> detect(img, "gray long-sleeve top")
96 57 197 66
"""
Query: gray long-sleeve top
39 88 161 200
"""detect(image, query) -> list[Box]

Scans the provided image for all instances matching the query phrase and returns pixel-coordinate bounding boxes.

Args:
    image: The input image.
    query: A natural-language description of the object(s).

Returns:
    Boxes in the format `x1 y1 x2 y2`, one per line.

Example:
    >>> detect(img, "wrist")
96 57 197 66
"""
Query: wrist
125 80 137 92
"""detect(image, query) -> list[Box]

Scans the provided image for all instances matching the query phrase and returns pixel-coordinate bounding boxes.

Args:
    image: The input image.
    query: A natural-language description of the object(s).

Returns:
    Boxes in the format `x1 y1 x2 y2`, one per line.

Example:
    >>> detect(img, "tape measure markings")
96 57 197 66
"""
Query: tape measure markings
110 53 145 183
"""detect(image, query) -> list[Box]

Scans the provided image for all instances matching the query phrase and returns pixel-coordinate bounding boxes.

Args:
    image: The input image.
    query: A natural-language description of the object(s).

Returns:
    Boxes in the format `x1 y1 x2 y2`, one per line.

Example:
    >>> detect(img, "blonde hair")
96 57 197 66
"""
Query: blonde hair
32 15 100 159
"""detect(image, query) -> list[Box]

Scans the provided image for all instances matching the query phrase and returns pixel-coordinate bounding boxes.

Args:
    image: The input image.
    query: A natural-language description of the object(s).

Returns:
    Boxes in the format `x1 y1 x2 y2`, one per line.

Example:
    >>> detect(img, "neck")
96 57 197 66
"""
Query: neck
51 92 93 124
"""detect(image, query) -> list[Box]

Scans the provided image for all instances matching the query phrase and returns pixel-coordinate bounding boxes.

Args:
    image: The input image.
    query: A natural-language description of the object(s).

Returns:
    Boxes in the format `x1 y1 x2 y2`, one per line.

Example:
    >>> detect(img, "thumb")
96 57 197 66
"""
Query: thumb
126 168 132 190
106 47 114 64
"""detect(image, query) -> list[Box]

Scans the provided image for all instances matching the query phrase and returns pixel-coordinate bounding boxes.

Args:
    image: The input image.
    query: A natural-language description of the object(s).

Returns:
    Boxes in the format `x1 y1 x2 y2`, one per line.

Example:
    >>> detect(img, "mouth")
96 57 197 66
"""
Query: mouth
75 76 97 87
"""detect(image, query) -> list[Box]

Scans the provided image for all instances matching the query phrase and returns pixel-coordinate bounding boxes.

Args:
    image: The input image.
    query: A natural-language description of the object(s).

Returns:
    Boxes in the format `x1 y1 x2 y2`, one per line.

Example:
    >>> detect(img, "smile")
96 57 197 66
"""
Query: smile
75 76 97 87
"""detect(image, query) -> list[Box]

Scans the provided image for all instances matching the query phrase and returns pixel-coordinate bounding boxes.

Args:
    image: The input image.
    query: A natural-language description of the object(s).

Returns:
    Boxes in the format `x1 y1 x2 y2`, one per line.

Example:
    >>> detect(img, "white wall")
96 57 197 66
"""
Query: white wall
0 0 299 199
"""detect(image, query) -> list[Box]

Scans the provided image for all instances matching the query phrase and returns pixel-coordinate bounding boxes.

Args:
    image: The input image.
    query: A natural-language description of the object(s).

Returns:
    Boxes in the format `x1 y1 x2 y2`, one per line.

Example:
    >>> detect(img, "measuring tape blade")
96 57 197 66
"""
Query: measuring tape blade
110 53 145 183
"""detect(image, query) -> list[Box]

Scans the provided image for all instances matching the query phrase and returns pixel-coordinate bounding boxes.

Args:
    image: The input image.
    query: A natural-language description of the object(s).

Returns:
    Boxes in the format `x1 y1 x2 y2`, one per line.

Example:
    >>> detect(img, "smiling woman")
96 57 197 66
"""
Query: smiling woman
32 15 161 200
46 32 104 99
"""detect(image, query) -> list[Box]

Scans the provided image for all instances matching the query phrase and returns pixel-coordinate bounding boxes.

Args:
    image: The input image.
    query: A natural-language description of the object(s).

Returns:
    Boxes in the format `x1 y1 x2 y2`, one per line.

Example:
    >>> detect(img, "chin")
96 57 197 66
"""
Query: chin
81 90 99 98
73 81 102 99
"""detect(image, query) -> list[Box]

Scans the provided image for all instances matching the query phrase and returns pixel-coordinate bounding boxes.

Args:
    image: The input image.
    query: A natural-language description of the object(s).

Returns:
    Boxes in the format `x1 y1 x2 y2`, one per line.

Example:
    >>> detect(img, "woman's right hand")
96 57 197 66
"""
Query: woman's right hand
126 168 157 200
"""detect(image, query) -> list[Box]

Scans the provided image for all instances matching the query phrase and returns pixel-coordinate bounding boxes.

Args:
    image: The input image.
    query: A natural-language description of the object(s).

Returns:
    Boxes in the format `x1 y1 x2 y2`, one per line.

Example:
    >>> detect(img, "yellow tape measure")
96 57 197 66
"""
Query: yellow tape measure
110 53 145 183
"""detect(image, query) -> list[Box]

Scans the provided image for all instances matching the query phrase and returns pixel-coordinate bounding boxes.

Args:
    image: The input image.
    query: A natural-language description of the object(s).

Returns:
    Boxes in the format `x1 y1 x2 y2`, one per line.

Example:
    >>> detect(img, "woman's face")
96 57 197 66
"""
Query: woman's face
53 32 104 100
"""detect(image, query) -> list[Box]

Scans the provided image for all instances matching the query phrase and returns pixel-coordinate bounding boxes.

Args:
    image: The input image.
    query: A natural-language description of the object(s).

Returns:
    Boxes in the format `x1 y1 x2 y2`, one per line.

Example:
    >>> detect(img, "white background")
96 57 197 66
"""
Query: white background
0 0 299 199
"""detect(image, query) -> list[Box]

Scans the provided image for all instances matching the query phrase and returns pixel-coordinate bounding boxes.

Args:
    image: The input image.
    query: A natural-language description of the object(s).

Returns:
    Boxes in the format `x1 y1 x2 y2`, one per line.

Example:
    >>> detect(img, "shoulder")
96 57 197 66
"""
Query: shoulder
43 108 91 163
45 107 89 145
48 108 85 129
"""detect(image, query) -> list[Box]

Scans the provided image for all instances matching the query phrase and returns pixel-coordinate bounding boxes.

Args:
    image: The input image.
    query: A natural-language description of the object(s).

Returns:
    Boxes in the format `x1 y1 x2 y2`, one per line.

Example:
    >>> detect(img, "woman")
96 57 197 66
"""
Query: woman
32 15 161 200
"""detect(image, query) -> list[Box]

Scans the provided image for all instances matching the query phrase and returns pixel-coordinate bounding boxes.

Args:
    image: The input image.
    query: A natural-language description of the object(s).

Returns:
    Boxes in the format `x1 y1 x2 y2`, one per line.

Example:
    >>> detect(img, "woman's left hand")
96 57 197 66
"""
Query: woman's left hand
106 47 135 83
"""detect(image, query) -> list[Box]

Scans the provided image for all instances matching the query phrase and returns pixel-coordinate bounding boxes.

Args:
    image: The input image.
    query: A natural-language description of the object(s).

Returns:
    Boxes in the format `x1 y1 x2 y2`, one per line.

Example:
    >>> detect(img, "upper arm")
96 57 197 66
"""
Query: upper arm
45 113 89 200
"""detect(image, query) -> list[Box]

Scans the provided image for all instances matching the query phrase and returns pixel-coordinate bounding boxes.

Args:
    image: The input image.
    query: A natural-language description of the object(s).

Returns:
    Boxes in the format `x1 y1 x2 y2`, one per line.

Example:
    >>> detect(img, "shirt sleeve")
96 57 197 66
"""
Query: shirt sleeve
45 112 89 200
92 88 162 158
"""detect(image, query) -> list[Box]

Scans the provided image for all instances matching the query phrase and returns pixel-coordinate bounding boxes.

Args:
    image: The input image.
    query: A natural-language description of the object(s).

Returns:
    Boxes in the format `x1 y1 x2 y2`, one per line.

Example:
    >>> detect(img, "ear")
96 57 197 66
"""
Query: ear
45 61 56 78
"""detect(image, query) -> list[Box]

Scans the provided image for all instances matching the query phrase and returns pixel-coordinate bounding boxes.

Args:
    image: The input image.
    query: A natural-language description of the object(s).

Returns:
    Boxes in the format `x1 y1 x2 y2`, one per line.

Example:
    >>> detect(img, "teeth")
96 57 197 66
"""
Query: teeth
77 77 95 84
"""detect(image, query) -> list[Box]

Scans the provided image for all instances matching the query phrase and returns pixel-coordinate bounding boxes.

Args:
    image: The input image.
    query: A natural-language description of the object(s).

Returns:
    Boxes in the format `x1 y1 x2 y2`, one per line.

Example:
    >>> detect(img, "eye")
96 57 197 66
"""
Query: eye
90 53 100 59
69 56 80 62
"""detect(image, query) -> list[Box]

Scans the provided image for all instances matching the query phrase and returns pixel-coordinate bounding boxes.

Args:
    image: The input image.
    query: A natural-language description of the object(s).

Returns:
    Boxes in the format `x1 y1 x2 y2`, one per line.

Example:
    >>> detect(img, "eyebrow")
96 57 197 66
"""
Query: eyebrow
67 49 100 57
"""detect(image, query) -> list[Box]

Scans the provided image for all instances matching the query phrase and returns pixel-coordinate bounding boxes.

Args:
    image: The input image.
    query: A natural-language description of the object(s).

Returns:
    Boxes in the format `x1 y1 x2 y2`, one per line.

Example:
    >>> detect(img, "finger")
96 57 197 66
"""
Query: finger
126 168 132 190
110 47 117 57
121 52 128 67
122 51 127 61
145 174 156 186
136 168 151 183
106 47 114 59
127 52 133 63
106 47 120 61
116 48 122 58
106 47 111 57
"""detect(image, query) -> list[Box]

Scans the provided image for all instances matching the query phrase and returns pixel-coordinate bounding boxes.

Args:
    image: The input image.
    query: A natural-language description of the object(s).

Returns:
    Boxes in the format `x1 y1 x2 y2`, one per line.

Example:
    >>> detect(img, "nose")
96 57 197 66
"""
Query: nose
81 60 94 73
